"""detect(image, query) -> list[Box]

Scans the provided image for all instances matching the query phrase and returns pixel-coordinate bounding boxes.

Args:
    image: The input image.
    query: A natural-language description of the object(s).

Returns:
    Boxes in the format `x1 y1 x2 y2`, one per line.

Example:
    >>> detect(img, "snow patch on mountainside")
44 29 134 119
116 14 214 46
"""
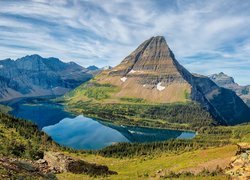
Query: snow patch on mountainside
157 82 165 91
129 69 136 74
120 77 127 82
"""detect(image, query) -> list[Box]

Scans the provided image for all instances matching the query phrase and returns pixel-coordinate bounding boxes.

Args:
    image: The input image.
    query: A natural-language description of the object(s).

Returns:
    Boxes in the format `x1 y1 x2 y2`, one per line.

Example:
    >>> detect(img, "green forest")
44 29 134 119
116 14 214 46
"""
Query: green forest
66 101 216 130
0 112 57 160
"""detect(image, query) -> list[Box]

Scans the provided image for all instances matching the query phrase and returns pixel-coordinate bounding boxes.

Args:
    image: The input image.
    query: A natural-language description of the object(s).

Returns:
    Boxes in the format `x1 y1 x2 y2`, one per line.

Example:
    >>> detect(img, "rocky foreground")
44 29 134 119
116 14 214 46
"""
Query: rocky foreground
1 144 249 179
0 151 117 179
226 143 250 179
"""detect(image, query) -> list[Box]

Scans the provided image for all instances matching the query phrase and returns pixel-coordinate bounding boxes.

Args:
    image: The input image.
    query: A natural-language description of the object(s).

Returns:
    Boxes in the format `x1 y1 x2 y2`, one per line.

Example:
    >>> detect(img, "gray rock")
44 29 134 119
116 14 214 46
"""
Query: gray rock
43 151 117 175
36 159 46 164
241 153 248 160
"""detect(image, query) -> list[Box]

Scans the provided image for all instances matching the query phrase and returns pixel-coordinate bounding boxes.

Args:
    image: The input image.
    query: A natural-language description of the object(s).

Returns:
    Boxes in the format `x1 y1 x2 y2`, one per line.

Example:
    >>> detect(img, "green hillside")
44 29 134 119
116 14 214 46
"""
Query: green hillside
58 123 250 179
0 112 58 178
0 112 57 160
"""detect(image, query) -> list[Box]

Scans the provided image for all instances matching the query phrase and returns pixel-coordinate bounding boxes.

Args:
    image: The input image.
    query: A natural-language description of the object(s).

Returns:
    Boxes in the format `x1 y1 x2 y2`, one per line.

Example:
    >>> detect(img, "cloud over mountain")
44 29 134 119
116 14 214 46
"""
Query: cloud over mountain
0 0 250 84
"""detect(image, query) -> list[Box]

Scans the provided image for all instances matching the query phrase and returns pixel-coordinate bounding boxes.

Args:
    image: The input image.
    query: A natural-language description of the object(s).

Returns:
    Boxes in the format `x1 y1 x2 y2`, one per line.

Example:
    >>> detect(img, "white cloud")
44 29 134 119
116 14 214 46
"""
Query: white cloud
0 0 250 85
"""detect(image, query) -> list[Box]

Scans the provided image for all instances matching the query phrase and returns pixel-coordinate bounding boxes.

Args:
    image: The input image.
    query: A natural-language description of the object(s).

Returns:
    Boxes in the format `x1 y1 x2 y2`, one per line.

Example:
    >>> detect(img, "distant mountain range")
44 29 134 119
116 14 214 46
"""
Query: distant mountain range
66 36 250 126
86 65 113 71
86 65 113 75
0 54 97 101
87 65 99 71
209 72 250 107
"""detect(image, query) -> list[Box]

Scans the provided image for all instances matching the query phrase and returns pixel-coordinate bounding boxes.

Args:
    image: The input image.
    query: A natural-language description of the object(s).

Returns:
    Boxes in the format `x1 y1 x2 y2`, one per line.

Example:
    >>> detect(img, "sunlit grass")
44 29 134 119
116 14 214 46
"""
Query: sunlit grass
58 145 236 179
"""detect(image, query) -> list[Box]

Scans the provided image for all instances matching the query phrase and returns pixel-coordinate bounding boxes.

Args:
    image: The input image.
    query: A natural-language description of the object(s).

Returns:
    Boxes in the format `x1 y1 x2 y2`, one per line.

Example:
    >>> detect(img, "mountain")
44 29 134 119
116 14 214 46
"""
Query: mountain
0 54 92 101
209 72 236 87
66 36 250 126
87 65 99 71
102 66 112 70
209 72 250 107
87 65 113 72
86 65 102 75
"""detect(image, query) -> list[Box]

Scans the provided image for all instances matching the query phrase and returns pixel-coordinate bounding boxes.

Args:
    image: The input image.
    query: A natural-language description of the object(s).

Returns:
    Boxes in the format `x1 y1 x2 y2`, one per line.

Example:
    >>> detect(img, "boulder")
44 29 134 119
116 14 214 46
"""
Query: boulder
44 151 72 173
44 151 117 176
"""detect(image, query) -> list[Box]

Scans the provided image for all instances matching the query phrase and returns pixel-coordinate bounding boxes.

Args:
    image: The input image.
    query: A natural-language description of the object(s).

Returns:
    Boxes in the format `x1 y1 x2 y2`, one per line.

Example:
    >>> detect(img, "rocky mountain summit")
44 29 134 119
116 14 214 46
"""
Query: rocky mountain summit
102 66 112 70
87 65 99 71
209 72 236 87
0 54 93 101
69 36 250 125
209 72 250 107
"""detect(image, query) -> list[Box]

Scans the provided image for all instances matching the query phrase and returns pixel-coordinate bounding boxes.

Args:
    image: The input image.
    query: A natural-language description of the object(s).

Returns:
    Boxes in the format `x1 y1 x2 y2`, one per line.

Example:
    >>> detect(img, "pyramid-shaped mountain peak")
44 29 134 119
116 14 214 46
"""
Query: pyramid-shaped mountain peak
136 36 173 60
110 36 183 76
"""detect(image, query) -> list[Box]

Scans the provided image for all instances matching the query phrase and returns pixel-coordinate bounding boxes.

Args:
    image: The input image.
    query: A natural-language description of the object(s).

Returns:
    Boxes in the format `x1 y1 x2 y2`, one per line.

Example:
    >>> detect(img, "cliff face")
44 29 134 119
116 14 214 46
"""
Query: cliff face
68 36 250 125
0 55 92 101
190 75 250 125
209 72 250 107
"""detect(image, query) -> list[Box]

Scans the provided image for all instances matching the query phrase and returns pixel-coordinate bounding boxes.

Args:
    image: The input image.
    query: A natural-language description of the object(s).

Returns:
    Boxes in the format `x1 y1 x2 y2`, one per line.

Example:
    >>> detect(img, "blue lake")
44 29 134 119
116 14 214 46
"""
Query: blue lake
3 97 196 150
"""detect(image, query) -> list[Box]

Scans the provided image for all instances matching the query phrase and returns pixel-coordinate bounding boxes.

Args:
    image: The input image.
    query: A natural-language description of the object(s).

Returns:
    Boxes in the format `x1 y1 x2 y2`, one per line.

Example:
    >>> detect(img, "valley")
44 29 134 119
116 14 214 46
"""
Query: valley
1 0 250 179
3 96 196 150
1 36 250 179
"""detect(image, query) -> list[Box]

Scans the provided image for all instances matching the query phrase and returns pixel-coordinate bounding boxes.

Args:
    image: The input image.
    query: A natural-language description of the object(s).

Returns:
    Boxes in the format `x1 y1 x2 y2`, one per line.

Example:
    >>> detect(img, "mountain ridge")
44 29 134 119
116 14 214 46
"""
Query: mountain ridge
209 72 250 107
0 55 93 101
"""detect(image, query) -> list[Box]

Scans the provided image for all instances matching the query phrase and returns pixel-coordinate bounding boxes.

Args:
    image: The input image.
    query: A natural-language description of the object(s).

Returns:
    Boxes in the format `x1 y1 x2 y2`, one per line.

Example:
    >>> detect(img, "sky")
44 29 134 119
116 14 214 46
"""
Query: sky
0 0 250 85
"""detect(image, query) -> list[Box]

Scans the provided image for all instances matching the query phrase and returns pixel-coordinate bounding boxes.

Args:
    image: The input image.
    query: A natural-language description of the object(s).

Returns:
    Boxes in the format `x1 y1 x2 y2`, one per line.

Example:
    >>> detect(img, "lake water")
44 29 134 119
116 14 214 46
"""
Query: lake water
3 97 196 150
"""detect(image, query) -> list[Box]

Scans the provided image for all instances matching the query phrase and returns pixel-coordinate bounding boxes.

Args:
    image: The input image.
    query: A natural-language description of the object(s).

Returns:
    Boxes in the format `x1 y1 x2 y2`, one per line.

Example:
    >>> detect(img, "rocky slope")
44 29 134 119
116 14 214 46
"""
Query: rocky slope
67 36 250 125
0 54 93 101
226 143 250 178
209 72 250 107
